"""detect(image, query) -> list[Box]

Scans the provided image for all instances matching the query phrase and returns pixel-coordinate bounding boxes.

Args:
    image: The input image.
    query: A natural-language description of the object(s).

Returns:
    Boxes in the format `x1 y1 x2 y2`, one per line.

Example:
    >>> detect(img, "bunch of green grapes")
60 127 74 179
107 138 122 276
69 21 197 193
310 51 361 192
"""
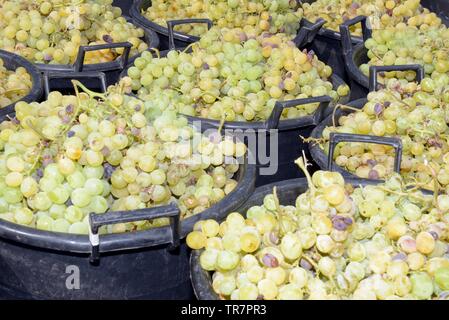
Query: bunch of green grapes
0 80 245 234
0 58 32 108
124 27 349 122
144 0 303 38
302 0 440 35
318 79 449 192
0 0 148 65
187 155 449 300
361 24 449 83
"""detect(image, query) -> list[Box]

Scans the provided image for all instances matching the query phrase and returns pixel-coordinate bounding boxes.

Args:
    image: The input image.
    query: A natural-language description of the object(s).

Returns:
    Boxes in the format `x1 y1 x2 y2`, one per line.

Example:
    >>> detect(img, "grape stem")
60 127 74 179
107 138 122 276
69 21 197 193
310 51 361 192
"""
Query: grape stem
299 135 326 146
377 186 430 203
3 88 26 94
148 47 160 59
302 254 320 275
182 42 197 54
199 91 222 101
388 92 414 108
26 145 44 176
370 49 383 61
72 80 133 127
72 80 106 100
54 0 84 8
26 119 52 141
217 112 226 133
272 186 282 220
410 128 439 137
331 104 361 127
294 151 316 197
424 160 440 206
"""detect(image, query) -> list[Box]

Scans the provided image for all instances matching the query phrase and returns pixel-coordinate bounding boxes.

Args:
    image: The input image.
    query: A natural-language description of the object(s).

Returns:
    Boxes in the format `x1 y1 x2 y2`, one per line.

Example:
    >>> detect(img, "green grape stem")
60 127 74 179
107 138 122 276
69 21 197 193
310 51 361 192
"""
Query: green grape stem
295 151 316 197
72 80 106 101
389 93 414 108
182 42 197 54
302 254 320 275
4 88 26 94
72 80 133 127
217 112 226 133
54 0 85 8
271 186 282 221
299 135 326 146
26 118 52 141
331 104 362 127
377 186 431 203
370 49 383 61
426 162 440 206
25 145 44 176
148 47 161 59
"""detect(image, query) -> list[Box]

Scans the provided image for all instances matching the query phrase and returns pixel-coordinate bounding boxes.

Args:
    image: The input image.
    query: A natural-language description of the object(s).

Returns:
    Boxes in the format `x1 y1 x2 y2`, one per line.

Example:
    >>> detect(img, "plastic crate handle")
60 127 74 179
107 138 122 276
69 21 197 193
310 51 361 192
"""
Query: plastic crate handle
265 95 332 130
167 19 213 50
73 42 132 72
327 132 402 175
293 18 326 48
369 64 424 92
339 16 372 55
43 71 107 98
88 203 180 264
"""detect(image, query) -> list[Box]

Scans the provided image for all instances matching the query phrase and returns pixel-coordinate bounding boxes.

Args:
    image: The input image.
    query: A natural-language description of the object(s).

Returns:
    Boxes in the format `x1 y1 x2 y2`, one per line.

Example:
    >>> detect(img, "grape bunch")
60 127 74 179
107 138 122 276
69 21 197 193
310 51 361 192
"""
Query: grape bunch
125 27 349 122
302 0 440 35
144 0 303 38
0 0 148 65
187 155 449 300
318 79 449 192
0 57 32 108
361 23 449 83
0 81 245 234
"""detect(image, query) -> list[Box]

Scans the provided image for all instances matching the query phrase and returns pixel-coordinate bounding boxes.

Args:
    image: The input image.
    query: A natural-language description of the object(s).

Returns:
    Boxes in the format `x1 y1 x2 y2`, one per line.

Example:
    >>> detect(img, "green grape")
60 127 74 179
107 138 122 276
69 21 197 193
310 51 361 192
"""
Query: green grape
48 187 70 205
218 276 236 296
68 221 89 235
265 267 286 286
247 265 264 284
200 249 219 271
51 218 71 233
14 207 33 225
238 283 258 300
36 215 54 231
318 257 336 278
280 233 302 260
257 278 278 300
410 272 434 300
186 231 207 250
70 188 92 208
435 267 449 290
217 250 240 271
